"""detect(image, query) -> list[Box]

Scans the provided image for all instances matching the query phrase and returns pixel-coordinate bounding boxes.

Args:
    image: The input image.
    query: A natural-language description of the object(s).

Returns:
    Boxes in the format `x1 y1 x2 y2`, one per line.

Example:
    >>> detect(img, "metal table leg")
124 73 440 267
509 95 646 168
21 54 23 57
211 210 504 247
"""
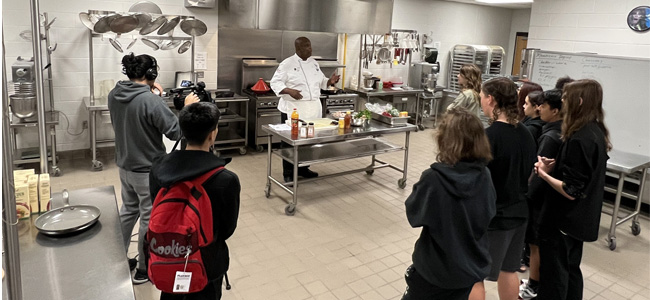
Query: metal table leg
630 168 647 236
49 124 61 176
607 173 626 250
366 154 376 175
264 135 272 198
398 131 410 189
285 145 299 216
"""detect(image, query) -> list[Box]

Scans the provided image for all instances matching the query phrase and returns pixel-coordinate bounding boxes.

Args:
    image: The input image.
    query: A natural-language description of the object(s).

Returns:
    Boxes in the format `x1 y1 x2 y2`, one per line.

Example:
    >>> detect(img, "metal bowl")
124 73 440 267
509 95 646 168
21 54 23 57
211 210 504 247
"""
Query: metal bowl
351 117 369 127
9 94 37 119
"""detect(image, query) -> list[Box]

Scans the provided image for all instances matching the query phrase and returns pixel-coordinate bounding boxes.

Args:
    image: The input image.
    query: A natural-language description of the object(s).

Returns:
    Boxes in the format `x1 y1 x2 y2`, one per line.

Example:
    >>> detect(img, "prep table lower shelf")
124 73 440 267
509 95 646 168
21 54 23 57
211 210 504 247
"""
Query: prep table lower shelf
262 121 415 215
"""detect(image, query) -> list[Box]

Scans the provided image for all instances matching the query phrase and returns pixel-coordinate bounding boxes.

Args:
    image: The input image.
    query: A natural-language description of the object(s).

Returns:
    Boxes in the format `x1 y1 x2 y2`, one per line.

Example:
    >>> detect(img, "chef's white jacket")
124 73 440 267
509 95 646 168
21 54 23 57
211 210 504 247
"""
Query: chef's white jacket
270 54 329 120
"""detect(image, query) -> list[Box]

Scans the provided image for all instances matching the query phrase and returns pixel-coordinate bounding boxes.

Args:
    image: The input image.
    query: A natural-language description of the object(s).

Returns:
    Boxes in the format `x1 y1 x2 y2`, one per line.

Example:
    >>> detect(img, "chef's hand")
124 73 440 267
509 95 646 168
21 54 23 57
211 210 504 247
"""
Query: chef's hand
329 74 341 86
151 82 164 96
282 88 303 100
184 92 200 106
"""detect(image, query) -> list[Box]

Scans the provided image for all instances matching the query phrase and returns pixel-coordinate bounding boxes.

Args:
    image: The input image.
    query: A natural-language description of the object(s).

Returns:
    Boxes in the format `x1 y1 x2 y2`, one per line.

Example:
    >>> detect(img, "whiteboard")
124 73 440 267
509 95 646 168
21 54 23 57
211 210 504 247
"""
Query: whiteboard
529 50 650 157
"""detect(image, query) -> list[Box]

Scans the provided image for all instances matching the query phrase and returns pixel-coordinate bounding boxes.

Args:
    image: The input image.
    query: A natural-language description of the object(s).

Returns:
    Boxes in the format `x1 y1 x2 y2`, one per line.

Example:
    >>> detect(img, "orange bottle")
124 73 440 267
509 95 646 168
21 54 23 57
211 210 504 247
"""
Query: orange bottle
344 111 351 129
291 108 299 137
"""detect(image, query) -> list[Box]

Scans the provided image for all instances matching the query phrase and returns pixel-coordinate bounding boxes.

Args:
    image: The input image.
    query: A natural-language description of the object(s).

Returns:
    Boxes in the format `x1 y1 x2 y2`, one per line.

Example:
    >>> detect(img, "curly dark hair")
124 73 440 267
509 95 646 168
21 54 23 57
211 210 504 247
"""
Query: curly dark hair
121 53 156 80
481 77 519 126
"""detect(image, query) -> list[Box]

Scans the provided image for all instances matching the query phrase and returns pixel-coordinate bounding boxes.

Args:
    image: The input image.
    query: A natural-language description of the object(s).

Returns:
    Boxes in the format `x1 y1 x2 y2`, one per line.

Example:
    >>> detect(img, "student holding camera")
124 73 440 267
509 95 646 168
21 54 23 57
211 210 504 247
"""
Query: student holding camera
108 53 198 284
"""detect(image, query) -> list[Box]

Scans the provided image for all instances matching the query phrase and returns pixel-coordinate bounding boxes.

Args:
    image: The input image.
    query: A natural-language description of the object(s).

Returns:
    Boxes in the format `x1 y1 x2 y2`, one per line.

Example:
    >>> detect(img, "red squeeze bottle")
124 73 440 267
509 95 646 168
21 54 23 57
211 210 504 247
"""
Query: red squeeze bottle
291 108 299 137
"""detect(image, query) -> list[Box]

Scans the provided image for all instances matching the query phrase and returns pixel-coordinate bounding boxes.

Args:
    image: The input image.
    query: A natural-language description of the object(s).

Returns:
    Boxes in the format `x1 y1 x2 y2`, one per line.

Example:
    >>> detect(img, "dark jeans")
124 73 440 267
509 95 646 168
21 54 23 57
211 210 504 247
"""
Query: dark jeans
401 265 473 300
280 112 309 176
537 228 584 300
160 276 224 300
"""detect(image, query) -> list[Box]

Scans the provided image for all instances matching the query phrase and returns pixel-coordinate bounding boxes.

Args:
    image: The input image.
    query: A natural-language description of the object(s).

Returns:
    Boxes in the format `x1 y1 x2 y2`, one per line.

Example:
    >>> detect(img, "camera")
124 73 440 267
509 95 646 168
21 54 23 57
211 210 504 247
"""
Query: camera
170 81 212 110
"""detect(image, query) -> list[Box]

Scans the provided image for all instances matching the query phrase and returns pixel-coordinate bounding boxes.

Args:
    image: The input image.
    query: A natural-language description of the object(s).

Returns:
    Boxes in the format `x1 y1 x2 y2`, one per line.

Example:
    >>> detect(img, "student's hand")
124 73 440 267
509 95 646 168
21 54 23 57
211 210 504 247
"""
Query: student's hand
151 82 164 95
184 92 200 106
534 156 555 179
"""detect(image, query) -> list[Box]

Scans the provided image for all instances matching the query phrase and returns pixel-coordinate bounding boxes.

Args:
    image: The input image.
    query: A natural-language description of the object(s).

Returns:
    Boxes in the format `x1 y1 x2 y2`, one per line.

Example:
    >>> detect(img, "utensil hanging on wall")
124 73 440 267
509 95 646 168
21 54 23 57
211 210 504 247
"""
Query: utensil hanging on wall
141 38 160 50
180 18 207 36
129 0 162 14
109 37 123 53
139 16 167 35
93 14 119 33
178 40 192 54
157 16 180 35
109 14 139 34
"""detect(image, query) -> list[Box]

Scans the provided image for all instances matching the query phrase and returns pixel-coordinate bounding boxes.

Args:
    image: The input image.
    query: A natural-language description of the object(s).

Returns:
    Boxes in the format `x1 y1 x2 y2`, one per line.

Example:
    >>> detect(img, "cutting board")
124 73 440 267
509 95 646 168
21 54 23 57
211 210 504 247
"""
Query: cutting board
306 118 338 130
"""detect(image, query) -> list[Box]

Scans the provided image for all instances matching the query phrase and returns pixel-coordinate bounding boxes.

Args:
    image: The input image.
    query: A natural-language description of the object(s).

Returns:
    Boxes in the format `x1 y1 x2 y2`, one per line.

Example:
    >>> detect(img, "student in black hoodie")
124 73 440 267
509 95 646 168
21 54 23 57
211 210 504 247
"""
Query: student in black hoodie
150 102 241 300
535 80 610 300
476 77 537 300
522 91 546 143
402 108 496 300
519 88 564 299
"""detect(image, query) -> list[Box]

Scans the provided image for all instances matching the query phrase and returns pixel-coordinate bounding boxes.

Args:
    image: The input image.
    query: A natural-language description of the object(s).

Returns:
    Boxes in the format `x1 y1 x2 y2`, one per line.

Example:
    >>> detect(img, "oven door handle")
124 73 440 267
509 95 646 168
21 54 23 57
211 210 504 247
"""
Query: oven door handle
258 112 281 118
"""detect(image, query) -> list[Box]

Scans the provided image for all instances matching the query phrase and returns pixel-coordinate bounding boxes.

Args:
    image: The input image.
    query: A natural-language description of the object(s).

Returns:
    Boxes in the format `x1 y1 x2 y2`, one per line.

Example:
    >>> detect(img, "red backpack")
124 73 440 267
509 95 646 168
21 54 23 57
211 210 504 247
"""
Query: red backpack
146 166 224 293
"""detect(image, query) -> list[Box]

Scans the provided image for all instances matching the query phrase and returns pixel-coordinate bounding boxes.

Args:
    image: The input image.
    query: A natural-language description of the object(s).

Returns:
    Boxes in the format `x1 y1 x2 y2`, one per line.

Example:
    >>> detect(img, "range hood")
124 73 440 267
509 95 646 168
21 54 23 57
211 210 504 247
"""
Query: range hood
219 0 394 34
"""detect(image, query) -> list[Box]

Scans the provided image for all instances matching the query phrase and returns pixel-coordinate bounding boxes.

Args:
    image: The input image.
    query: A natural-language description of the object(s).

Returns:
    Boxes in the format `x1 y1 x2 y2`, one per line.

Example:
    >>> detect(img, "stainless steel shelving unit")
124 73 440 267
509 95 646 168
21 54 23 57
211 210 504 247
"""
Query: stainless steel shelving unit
9 111 60 175
213 94 249 156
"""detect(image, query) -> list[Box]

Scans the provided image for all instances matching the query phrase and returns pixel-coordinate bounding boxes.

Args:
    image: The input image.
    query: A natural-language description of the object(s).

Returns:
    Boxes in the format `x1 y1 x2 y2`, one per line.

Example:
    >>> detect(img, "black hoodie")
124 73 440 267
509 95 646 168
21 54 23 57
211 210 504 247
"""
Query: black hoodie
149 150 240 279
406 161 496 289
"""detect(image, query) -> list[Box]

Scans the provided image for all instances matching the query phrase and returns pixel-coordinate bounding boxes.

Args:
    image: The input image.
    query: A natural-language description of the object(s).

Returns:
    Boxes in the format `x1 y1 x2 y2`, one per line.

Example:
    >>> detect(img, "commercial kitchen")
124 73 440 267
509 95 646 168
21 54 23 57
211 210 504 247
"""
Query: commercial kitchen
2 0 650 299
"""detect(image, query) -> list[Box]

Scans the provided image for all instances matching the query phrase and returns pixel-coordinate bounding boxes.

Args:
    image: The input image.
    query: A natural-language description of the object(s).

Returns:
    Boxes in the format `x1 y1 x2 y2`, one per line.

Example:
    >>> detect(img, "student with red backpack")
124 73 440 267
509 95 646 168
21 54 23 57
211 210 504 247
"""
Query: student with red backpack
148 102 240 299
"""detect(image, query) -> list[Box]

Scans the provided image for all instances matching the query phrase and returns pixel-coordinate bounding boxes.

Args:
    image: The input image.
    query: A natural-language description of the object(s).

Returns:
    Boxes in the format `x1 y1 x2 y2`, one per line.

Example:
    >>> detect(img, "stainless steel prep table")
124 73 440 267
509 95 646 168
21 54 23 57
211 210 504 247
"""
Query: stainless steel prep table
262 121 416 215
345 87 424 129
11 186 135 300
603 149 650 250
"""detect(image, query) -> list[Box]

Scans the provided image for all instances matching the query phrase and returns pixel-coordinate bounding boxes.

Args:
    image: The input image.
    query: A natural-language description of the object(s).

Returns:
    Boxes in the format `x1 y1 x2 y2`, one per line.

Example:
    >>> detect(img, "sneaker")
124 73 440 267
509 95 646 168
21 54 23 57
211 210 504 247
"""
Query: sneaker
298 168 319 178
132 270 149 285
519 280 537 299
128 258 137 271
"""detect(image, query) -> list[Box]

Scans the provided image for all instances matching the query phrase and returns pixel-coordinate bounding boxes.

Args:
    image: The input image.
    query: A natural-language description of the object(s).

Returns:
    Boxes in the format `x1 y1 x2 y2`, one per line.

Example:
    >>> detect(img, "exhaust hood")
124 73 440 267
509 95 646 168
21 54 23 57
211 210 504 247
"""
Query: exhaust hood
219 0 394 34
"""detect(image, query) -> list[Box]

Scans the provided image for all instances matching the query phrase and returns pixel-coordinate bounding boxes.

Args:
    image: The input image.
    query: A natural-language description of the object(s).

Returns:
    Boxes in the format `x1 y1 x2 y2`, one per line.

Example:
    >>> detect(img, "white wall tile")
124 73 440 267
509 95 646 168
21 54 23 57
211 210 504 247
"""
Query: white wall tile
549 13 580 28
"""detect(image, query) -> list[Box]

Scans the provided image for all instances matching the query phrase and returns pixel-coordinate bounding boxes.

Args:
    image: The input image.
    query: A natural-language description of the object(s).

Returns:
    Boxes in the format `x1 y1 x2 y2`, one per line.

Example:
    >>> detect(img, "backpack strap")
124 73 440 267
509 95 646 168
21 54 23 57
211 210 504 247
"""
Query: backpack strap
188 166 225 199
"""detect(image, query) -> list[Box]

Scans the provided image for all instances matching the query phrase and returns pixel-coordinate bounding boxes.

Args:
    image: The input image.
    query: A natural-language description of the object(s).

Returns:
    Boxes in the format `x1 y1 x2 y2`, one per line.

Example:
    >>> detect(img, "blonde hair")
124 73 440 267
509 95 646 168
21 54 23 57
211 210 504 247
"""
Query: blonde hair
436 108 492 165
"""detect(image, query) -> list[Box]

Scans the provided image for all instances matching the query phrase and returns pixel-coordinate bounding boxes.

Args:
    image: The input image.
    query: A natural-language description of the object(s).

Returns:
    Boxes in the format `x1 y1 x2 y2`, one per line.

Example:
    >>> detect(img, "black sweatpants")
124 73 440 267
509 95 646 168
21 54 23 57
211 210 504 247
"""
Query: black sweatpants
537 227 584 300
280 112 309 176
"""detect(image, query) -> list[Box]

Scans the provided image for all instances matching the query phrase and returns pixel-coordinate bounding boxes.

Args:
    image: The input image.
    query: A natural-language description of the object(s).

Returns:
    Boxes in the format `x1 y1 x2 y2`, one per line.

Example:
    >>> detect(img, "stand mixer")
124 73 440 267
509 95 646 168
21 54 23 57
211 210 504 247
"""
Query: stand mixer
10 57 38 122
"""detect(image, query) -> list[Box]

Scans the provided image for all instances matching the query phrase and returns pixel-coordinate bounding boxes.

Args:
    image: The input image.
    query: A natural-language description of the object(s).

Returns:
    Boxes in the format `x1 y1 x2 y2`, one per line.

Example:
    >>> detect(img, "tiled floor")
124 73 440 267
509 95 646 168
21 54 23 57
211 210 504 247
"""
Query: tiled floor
50 129 650 300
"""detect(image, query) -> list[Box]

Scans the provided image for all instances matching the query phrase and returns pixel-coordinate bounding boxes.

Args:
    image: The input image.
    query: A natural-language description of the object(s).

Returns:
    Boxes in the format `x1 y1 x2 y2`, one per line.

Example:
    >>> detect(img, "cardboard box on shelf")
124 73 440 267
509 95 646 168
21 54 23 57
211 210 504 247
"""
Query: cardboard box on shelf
15 183 31 219
13 169 35 184
39 174 51 213
27 174 39 213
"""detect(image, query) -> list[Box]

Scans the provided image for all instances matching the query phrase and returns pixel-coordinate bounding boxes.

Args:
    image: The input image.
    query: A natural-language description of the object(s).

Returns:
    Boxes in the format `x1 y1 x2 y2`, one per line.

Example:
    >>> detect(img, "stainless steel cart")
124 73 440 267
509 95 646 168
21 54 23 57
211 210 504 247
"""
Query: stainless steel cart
603 149 650 250
262 121 416 216
213 94 249 156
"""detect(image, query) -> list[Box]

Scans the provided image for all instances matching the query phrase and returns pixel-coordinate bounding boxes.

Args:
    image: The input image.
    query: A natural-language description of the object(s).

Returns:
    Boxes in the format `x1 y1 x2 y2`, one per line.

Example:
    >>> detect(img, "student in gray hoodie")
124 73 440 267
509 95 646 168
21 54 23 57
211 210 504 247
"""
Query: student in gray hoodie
108 53 198 284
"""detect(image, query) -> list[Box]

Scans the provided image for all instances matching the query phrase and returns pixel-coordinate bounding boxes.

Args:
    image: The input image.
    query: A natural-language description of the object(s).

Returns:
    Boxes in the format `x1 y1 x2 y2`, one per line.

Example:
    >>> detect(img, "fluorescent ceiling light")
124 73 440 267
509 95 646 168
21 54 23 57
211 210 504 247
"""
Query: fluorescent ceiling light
476 0 533 3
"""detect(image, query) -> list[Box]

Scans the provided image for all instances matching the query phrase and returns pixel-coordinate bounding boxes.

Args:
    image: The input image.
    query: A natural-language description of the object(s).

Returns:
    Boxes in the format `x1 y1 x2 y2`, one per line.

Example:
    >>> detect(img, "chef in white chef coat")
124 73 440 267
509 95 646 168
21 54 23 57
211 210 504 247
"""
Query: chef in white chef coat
271 37 340 181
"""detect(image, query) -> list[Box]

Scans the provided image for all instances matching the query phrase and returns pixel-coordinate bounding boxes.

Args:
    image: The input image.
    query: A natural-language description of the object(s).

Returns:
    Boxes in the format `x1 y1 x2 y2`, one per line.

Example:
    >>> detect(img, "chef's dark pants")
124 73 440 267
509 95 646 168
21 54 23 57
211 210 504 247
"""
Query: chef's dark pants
280 112 310 176
401 265 472 300
537 227 584 300
160 275 223 300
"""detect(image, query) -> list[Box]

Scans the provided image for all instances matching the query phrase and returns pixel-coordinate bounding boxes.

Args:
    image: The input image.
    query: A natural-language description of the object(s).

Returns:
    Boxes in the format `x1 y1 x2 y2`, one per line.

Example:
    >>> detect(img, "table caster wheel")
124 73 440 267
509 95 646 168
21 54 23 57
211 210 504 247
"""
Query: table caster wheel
417 124 425 131
285 205 296 216
264 184 271 198
607 236 616 251
256 145 264 152
92 160 103 171
631 221 641 236
365 169 374 175
51 167 62 177
239 147 247 155
398 178 407 189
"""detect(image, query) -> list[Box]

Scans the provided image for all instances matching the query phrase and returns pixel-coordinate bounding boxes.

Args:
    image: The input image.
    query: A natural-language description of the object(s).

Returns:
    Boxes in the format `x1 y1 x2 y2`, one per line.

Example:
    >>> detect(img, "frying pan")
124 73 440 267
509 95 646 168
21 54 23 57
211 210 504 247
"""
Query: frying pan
140 16 167 35
178 40 192 54
110 14 139 34
78 12 99 30
109 38 123 53
157 16 180 35
141 38 160 50
93 14 119 33
133 13 152 29
160 39 182 50
129 0 163 14
35 189 101 236
180 18 207 36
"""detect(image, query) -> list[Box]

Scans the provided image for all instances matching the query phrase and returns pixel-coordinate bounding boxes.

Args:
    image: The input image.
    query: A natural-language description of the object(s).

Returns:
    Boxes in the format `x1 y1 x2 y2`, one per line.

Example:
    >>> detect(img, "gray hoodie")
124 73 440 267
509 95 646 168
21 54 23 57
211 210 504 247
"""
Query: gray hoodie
108 81 181 172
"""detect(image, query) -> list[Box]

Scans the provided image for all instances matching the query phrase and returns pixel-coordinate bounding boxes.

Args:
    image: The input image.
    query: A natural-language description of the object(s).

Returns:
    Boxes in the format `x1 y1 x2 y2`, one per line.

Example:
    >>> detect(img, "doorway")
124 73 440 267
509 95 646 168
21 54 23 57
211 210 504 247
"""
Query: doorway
511 32 528 76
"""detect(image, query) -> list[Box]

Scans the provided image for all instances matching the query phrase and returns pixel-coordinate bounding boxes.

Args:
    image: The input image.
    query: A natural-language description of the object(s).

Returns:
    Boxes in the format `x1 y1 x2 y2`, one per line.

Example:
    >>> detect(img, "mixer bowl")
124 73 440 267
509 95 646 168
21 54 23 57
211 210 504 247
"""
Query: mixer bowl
10 94 37 119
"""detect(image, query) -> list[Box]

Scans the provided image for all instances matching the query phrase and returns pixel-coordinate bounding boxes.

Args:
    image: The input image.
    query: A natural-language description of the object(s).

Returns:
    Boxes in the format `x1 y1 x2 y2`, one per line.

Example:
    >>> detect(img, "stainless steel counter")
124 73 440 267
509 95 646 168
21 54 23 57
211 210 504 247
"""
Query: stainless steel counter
345 87 424 97
10 186 135 300
603 149 650 250
262 121 416 215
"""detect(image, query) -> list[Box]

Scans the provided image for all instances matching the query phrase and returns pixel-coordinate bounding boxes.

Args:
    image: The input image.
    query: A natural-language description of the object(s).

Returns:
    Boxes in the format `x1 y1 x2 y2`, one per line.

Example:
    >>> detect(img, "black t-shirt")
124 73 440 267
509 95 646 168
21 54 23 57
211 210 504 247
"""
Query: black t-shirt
485 122 537 230
522 116 546 145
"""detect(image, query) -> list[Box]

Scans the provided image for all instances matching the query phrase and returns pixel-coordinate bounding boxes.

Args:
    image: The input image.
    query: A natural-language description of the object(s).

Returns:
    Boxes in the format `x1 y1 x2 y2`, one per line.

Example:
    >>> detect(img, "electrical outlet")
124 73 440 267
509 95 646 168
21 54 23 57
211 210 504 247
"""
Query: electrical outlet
82 121 88 129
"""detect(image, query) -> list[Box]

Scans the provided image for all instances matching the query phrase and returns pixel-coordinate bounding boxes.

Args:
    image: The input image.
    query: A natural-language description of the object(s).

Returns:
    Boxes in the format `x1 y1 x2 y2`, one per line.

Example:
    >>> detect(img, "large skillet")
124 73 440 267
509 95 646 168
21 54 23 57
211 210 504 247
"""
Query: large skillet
35 189 101 236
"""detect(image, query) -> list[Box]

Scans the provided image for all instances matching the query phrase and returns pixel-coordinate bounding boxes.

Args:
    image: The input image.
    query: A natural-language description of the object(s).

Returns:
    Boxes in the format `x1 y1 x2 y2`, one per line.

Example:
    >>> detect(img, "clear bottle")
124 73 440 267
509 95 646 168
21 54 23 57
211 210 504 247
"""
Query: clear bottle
299 122 308 138
344 111 352 129
307 122 315 138
339 117 345 128
291 108 299 137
